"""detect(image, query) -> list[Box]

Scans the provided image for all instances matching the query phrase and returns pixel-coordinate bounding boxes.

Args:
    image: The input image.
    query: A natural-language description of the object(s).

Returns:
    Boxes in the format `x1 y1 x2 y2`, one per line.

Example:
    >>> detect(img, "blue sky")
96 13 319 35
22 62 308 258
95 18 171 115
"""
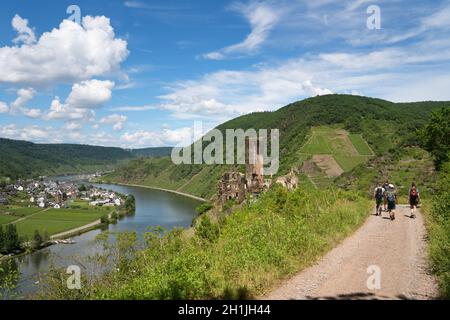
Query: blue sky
0 0 450 148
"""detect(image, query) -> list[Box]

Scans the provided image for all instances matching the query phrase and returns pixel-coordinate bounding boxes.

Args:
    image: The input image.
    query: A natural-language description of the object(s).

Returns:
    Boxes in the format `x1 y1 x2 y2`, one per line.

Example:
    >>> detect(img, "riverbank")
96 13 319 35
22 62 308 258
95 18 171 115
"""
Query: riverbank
113 182 207 202
50 219 103 240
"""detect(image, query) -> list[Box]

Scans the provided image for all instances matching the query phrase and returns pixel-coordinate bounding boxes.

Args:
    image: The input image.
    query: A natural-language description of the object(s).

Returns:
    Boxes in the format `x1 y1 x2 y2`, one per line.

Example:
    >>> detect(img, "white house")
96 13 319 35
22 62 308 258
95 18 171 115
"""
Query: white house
54 204 61 209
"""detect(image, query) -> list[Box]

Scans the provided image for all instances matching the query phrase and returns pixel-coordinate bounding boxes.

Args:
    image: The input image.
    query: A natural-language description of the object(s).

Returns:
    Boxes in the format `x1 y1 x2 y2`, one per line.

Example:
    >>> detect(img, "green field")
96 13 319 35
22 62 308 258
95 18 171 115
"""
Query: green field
1 200 113 239
349 134 374 156
300 126 373 173
0 215 20 225
14 208 109 238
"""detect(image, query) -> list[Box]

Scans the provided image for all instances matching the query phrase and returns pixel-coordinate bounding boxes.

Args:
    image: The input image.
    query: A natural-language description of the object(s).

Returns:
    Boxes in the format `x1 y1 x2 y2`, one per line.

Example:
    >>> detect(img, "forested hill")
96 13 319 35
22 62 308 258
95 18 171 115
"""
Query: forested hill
129 147 173 158
0 139 172 180
103 94 450 199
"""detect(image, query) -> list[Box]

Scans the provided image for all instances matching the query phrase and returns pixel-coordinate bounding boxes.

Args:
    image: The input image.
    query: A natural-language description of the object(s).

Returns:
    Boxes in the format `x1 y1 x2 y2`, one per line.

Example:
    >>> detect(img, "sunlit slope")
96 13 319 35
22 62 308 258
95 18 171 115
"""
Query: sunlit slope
104 94 448 199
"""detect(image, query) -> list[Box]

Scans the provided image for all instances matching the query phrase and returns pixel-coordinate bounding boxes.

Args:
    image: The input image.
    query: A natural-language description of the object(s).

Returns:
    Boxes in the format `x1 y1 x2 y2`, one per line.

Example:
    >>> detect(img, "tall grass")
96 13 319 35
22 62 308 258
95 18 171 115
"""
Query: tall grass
422 161 450 299
41 186 371 299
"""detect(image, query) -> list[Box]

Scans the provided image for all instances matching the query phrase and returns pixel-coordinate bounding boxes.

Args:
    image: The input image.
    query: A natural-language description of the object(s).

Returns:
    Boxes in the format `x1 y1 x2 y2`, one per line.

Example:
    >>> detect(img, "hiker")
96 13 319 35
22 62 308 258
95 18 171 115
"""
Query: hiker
408 182 420 219
385 183 398 220
382 179 390 211
373 183 385 216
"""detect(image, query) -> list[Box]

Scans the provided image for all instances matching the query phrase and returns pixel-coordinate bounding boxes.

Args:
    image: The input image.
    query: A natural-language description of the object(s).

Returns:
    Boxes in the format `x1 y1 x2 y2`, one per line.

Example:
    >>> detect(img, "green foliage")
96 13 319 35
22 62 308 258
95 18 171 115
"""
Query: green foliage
0 224 20 254
100 214 109 225
420 107 450 169
124 195 136 215
32 229 43 249
0 138 134 180
0 259 19 299
423 161 450 298
0 138 175 180
195 203 213 215
336 147 437 199
196 215 220 243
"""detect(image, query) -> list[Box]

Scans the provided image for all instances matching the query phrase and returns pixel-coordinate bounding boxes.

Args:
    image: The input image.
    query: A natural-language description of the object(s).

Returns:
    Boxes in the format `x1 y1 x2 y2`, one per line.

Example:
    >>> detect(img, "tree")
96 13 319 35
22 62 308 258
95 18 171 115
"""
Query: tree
420 107 450 169
33 230 43 249
0 225 5 253
78 184 87 192
5 225 20 252
125 195 135 215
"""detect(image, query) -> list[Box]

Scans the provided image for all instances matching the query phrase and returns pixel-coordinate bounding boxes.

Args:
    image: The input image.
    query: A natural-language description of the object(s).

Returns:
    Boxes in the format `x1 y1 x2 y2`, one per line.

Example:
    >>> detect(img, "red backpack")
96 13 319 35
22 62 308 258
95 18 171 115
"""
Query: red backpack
410 187 417 198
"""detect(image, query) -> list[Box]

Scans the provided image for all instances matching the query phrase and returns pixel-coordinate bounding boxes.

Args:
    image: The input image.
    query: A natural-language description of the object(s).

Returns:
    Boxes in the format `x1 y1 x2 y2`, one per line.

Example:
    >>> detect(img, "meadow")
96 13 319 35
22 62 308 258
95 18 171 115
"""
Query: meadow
14 208 108 238
299 126 373 187
0 201 113 239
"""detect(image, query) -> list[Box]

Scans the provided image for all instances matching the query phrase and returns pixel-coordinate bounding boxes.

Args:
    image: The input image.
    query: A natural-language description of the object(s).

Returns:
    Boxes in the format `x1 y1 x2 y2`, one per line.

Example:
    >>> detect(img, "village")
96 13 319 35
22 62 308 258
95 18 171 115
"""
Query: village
0 177 123 210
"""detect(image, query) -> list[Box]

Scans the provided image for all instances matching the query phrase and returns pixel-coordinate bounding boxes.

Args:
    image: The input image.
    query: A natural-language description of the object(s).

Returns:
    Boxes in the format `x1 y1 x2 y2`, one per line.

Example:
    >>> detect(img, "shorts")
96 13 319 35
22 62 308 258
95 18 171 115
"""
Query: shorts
387 200 396 211
376 198 383 206
410 196 419 206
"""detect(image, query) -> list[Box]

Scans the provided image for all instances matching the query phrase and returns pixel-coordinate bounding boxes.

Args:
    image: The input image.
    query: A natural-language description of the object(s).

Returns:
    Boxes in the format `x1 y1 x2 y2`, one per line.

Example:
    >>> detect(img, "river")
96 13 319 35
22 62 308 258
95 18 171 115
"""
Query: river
1 182 201 299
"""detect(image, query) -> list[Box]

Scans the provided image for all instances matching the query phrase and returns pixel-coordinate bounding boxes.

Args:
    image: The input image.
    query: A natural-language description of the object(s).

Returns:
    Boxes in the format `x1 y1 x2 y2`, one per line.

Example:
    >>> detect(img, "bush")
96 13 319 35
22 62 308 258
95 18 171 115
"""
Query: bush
100 214 109 225
195 203 213 215
196 215 220 243
425 161 450 298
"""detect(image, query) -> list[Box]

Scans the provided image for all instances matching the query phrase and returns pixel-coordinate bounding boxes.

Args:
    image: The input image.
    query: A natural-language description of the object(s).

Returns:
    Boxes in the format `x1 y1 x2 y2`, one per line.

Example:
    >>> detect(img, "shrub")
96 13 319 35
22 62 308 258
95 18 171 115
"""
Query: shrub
195 203 213 215
196 215 220 243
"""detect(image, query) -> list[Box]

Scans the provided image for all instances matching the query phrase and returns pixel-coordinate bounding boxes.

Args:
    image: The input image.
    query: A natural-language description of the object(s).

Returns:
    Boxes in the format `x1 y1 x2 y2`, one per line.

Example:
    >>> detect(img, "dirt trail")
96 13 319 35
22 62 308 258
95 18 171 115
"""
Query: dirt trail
266 205 438 300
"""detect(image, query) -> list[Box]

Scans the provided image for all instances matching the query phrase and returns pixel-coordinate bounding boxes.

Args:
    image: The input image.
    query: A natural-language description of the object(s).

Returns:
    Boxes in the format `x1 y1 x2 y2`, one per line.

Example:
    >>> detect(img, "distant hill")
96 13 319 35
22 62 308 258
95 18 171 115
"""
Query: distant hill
128 147 172 158
0 139 174 180
103 94 450 199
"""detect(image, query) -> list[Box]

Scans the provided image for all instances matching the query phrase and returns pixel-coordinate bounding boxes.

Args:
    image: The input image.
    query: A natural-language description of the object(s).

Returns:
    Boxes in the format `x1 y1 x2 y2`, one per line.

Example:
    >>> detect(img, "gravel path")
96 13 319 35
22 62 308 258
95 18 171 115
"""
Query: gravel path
266 205 438 300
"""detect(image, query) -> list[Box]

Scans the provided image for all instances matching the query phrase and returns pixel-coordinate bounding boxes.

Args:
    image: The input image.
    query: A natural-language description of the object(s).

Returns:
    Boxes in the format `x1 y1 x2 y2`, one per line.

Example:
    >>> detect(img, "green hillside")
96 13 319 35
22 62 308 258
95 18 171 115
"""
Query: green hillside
0 139 174 180
128 147 173 158
103 94 449 199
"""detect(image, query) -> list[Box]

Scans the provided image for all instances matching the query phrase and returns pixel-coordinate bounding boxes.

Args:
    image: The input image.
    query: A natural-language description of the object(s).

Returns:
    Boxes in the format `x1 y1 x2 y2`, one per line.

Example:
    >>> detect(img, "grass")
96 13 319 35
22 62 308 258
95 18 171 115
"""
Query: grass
0 215 20 225
334 155 369 172
421 162 450 298
41 186 371 299
13 207 111 239
300 126 373 174
349 134 374 156
6 206 43 217
0 206 45 225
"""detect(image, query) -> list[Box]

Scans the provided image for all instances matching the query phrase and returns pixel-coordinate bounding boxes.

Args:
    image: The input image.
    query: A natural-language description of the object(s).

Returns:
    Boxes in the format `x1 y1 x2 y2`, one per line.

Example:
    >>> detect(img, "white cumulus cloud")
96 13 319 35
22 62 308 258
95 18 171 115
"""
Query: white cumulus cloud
0 101 9 113
0 15 128 86
12 14 36 45
46 79 114 121
66 80 115 109
100 114 128 131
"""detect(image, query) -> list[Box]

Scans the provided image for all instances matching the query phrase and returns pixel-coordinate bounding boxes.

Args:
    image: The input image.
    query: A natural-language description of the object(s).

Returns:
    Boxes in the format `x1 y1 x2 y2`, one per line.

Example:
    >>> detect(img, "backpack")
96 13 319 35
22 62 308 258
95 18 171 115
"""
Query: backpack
375 187 384 200
387 190 396 202
410 187 418 198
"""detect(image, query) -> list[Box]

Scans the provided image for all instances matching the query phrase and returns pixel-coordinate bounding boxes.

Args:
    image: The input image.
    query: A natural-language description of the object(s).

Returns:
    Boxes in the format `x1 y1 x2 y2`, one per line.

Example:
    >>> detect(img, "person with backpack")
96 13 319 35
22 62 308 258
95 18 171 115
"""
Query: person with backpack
408 182 420 219
373 183 385 216
382 179 390 211
385 184 398 220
